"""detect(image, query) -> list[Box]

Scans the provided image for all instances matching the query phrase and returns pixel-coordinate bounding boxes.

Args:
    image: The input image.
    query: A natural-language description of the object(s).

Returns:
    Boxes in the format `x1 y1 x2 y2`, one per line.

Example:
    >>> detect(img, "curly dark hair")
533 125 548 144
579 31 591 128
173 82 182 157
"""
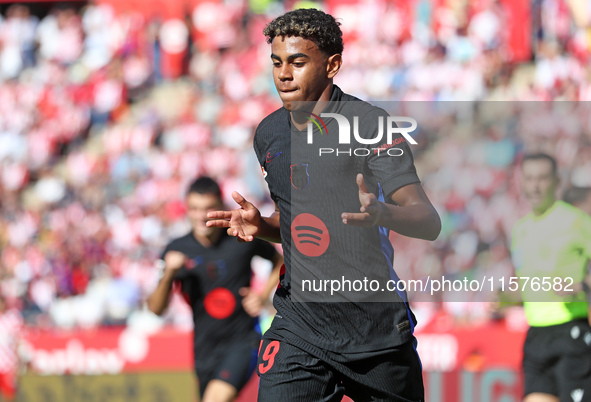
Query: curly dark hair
263 8 344 56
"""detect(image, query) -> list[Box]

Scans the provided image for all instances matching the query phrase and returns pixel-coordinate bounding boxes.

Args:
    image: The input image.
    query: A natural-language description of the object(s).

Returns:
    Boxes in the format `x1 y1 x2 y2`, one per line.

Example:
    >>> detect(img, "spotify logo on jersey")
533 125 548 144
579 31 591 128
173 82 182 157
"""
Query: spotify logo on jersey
204 287 236 319
291 213 330 257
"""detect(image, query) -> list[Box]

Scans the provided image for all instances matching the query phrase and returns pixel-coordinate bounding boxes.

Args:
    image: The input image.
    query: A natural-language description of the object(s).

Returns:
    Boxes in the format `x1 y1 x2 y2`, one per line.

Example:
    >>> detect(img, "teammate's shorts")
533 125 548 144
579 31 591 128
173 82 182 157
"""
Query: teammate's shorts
523 318 591 401
195 337 259 397
0 371 17 399
256 337 424 402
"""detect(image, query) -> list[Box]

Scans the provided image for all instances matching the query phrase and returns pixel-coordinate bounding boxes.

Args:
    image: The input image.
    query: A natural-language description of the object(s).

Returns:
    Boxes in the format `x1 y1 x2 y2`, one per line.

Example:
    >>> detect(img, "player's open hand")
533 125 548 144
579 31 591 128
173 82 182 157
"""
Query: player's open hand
239 287 266 317
206 192 261 242
341 174 384 227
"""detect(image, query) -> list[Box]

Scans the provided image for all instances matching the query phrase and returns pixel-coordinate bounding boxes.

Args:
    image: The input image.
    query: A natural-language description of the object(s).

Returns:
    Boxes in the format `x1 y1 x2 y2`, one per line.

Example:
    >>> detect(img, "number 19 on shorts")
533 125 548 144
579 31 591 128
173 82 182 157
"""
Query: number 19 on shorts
258 341 280 374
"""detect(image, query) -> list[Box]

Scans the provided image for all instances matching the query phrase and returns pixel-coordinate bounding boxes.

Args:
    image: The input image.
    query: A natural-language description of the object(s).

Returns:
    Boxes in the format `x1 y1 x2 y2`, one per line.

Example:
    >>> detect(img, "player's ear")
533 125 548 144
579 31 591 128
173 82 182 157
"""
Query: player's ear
326 53 342 79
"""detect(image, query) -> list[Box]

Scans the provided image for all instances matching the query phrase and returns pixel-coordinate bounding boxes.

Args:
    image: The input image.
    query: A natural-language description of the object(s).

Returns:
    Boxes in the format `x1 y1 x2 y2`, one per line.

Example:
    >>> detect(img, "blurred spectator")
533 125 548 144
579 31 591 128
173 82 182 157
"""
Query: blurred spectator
0 5 38 79
0 293 22 402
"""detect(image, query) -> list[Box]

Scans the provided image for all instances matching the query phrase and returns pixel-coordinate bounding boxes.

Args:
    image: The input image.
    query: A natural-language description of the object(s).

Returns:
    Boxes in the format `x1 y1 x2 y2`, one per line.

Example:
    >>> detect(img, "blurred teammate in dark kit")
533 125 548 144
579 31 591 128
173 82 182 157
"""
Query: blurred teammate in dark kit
511 155 591 402
207 9 441 402
147 177 283 402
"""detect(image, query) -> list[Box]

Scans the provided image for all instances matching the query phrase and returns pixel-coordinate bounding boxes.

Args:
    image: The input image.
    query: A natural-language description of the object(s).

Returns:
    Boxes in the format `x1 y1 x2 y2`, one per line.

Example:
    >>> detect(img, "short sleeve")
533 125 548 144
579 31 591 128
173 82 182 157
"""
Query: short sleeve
576 212 591 259
360 108 420 201
159 243 172 261
510 221 522 272
253 125 265 167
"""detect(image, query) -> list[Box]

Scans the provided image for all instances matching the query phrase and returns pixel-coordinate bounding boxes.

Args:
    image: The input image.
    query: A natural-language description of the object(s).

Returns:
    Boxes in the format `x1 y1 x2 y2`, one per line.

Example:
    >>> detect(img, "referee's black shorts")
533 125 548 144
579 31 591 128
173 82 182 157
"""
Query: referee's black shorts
523 318 591 401
256 336 424 402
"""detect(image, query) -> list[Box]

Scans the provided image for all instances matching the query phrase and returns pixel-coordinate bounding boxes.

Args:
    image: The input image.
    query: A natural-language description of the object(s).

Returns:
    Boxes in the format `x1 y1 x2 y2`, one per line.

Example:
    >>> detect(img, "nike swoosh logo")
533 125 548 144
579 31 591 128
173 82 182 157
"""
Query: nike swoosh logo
266 151 282 163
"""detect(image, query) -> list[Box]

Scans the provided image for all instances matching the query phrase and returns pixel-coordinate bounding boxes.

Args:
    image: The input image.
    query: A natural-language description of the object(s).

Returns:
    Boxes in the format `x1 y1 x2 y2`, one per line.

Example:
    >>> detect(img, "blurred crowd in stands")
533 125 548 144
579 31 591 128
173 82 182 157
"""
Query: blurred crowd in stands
1 0 590 330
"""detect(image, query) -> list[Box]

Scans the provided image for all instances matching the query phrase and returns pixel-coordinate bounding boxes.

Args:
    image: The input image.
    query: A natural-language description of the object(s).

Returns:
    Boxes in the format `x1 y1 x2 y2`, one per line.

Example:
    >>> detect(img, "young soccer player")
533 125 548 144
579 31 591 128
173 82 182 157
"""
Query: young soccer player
148 177 283 402
207 9 441 401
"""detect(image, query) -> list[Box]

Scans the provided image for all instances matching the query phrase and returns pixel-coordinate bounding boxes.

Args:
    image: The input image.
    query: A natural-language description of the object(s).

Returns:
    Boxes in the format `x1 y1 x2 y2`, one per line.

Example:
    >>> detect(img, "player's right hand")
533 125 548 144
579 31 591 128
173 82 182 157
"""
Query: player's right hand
164 250 188 272
206 191 261 242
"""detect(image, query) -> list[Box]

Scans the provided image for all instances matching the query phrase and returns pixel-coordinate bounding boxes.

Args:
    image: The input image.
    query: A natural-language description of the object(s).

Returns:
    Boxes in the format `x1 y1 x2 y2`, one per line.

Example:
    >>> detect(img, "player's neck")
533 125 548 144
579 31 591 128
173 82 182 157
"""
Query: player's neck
532 198 556 216
194 228 223 247
290 83 334 131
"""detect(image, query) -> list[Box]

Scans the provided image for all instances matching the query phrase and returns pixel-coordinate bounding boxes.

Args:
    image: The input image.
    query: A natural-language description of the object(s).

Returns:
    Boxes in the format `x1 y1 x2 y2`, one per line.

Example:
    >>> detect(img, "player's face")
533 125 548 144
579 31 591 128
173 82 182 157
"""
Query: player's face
271 36 335 111
522 159 557 212
186 193 223 238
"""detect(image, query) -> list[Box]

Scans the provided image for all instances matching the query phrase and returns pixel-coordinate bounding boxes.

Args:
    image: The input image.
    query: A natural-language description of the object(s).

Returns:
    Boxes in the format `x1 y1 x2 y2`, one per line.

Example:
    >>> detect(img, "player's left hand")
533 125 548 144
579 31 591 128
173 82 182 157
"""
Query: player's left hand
240 287 267 317
341 173 384 227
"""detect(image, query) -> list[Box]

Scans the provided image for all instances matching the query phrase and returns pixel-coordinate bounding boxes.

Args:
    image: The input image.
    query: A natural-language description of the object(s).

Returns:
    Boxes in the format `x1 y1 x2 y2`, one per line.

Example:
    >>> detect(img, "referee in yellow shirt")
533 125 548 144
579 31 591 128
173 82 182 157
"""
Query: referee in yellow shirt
511 153 591 402
563 186 591 326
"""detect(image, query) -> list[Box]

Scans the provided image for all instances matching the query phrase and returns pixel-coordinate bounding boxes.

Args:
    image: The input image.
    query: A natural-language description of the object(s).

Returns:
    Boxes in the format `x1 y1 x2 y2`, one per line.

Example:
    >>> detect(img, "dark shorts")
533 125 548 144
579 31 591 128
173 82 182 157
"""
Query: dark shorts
256 336 424 402
195 338 259 397
523 318 591 401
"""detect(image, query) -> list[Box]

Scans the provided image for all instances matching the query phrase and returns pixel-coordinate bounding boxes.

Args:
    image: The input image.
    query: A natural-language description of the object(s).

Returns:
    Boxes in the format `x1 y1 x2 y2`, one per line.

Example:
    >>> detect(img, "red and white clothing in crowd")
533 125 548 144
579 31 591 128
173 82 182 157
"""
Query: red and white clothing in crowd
0 308 23 399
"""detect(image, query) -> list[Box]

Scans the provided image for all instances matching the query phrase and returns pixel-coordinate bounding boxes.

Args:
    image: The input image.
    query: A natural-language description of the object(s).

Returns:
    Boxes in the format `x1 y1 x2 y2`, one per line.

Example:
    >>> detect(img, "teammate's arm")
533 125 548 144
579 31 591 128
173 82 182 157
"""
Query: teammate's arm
241 251 284 317
342 174 441 241
147 251 187 315
207 193 282 243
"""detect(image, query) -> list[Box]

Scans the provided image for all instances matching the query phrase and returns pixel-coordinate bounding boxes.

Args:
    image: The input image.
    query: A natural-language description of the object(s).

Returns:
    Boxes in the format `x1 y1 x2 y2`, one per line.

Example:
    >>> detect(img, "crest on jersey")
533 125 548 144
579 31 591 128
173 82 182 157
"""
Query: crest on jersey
290 164 309 189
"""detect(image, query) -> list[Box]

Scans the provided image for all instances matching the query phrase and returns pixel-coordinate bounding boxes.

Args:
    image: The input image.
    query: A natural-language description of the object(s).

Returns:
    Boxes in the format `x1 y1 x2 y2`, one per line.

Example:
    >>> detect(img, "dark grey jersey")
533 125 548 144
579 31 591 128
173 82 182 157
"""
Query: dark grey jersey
254 85 421 353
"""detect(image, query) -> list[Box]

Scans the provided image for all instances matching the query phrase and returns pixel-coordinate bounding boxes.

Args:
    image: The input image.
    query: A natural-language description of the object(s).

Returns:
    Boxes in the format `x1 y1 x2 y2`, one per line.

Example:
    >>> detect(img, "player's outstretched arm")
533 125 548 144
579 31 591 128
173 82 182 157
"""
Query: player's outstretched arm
206 192 282 243
147 251 187 315
341 174 441 241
